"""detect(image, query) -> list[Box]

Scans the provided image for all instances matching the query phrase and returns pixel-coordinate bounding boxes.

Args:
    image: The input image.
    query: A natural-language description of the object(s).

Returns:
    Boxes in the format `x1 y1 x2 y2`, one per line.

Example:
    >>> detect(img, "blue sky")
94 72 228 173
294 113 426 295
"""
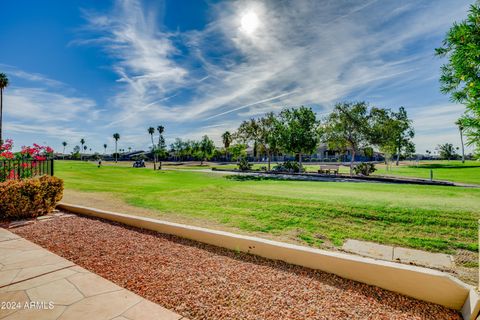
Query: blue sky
0 0 474 154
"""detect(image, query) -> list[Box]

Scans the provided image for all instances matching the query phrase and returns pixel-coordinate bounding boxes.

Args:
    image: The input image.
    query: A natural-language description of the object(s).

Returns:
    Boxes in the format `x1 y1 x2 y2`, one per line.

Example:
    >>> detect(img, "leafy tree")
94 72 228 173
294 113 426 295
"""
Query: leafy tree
438 143 457 160
71 145 81 160
62 141 67 159
221 131 233 161
236 119 260 160
148 126 157 169
170 138 184 161
461 117 480 157
278 106 319 167
0 73 9 145
322 102 370 174
228 143 247 161
436 3 480 153
370 106 415 166
113 133 120 163
391 107 415 165
197 135 215 165
156 125 167 169
236 112 281 170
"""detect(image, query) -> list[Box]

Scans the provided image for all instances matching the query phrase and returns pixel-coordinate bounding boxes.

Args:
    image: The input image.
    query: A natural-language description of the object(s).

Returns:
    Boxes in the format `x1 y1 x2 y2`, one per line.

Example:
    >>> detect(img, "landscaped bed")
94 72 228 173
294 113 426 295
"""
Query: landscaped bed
12 213 461 320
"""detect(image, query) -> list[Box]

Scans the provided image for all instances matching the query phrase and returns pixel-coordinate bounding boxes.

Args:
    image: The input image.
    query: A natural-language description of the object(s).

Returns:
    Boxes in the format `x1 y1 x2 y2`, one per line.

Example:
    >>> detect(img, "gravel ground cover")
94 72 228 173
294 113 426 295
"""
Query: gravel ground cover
12 214 461 320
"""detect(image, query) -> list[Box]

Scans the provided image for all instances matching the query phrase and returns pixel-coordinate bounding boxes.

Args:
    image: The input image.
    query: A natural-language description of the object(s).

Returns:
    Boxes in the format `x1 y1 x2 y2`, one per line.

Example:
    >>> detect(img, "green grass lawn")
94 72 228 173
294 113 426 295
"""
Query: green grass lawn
56 161 480 254
174 160 480 185
374 161 480 185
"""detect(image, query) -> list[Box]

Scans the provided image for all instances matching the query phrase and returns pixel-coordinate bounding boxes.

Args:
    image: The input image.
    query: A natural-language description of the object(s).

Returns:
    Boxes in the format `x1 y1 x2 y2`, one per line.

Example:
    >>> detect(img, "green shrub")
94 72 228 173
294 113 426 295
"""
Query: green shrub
273 161 304 173
353 162 376 176
0 176 64 220
237 157 253 171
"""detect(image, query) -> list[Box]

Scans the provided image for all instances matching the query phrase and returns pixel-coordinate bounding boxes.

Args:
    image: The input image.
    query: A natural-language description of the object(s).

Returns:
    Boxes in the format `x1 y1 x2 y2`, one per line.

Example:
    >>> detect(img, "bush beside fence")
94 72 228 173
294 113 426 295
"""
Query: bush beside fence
0 176 64 220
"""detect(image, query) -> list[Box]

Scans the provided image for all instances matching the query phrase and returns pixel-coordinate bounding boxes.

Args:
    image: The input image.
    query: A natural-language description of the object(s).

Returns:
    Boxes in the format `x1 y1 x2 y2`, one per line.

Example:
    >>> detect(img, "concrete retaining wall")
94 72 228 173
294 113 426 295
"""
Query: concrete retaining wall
57 203 480 320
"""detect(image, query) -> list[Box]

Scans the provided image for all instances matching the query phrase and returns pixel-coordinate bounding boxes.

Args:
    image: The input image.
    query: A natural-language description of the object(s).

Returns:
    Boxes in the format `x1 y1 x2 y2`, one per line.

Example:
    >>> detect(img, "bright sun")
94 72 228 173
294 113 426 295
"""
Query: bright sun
240 11 259 34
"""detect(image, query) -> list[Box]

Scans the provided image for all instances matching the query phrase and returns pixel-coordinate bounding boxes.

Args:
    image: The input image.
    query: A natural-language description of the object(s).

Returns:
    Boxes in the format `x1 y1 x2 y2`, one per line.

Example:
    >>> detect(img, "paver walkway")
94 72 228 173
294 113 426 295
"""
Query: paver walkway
0 228 185 320
342 239 454 270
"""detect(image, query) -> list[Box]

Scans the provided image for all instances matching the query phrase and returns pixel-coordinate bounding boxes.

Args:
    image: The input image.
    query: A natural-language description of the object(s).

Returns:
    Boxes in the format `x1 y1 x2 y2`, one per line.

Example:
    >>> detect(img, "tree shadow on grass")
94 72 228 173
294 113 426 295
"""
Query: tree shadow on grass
225 175 279 182
408 164 479 169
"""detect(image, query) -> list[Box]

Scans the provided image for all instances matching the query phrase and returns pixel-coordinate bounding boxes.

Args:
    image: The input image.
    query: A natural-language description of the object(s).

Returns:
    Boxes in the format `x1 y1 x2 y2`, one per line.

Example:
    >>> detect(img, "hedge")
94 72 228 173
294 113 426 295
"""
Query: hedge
0 176 64 220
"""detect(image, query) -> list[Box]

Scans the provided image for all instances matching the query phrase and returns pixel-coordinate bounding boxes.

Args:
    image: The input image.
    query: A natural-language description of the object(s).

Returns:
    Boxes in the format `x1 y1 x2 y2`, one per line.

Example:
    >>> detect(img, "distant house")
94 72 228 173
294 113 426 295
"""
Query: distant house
119 151 146 161
245 143 383 162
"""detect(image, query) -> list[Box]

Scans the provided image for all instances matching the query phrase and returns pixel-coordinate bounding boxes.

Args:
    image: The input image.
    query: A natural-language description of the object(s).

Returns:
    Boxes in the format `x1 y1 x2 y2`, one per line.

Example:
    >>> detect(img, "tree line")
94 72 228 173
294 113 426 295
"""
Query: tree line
155 101 415 175
229 102 414 174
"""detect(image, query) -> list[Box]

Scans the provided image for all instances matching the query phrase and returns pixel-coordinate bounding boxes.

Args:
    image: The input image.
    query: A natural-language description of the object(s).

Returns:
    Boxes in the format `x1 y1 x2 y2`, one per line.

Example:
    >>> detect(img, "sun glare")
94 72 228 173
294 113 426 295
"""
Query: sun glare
240 11 259 34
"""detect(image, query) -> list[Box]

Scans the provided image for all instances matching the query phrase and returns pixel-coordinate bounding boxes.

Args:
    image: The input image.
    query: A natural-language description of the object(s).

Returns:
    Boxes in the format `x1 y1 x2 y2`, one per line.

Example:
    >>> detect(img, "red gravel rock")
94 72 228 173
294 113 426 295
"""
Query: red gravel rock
12 214 461 320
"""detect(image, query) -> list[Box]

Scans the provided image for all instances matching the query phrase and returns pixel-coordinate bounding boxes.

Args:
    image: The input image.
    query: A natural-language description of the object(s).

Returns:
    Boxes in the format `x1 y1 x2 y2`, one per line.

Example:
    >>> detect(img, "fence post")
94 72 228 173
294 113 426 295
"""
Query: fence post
50 159 54 176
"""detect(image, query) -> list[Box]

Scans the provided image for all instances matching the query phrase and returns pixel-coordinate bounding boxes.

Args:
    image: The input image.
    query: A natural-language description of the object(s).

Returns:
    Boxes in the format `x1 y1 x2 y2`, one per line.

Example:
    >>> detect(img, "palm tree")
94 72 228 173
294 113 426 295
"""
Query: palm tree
221 131 232 161
113 133 120 163
0 73 9 145
157 125 164 143
455 119 465 164
148 127 156 170
62 141 67 159
157 125 165 170
80 138 85 161
103 144 107 154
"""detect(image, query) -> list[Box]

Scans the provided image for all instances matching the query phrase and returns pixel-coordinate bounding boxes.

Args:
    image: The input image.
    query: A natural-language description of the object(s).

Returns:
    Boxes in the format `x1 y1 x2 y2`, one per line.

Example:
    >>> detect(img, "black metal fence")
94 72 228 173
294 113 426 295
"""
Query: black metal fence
0 159 54 182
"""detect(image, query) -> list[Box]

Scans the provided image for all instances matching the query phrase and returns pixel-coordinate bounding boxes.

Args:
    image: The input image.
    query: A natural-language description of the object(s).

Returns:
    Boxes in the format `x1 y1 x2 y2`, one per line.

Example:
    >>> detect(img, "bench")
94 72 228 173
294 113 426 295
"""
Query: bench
318 165 339 175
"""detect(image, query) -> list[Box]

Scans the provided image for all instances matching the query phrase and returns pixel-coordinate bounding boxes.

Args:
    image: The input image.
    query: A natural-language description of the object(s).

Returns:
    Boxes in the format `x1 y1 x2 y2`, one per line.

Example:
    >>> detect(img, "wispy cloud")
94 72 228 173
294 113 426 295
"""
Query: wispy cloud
6 0 472 153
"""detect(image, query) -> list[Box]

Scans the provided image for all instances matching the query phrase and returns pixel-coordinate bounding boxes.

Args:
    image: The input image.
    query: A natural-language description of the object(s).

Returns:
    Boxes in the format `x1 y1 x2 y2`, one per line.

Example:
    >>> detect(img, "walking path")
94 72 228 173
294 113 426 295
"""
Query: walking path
0 227 185 320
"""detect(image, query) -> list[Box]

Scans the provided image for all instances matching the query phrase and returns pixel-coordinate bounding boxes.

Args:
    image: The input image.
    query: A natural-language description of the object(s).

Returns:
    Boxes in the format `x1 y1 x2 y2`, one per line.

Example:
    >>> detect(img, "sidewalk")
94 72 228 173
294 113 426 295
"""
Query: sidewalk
0 228 186 320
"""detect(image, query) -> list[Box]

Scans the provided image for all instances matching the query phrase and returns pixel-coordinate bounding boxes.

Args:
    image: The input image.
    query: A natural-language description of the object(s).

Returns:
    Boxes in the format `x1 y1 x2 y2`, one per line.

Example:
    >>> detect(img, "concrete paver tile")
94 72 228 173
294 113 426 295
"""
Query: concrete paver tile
122 299 182 320
0 269 20 287
0 290 29 318
393 247 453 269
26 279 83 306
0 269 77 292
67 273 122 297
342 239 393 260
58 289 141 320
1 305 66 320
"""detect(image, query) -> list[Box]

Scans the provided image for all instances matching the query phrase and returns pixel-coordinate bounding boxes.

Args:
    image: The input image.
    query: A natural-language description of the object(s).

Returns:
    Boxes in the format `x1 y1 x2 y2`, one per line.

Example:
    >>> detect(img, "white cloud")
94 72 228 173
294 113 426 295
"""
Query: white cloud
7 0 471 152
410 103 471 152
5 88 96 123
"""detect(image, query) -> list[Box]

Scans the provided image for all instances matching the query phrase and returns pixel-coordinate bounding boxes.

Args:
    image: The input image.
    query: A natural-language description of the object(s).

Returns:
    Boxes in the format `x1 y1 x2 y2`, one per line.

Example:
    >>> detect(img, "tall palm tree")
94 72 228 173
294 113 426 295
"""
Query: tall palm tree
113 133 120 163
0 73 9 145
455 119 465 164
62 141 67 159
157 125 164 143
103 144 107 154
148 127 156 170
80 138 85 161
157 125 165 170
221 131 232 161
